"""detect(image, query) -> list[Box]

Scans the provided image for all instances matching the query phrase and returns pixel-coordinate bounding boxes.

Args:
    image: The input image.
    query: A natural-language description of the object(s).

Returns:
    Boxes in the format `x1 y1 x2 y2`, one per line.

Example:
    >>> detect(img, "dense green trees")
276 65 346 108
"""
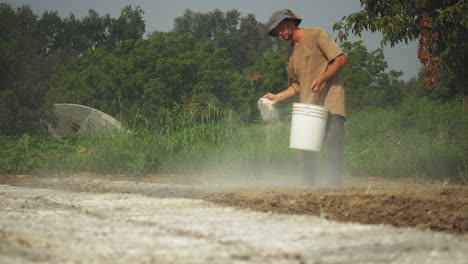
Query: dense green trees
341 41 405 111
46 33 245 127
1 4 53 135
2 5 421 135
172 9 285 71
0 3 145 135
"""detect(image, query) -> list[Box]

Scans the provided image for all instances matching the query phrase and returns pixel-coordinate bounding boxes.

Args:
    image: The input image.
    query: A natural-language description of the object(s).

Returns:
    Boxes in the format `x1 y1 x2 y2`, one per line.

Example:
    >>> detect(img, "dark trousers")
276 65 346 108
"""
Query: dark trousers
301 114 345 186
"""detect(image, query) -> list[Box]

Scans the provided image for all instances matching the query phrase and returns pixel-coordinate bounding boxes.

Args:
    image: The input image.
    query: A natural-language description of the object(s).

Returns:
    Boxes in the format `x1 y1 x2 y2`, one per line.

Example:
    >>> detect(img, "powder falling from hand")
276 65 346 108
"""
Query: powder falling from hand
258 98 280 124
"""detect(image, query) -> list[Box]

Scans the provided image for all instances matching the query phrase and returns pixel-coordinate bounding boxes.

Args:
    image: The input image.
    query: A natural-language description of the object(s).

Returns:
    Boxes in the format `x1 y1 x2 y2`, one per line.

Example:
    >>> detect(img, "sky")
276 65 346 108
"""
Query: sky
5 0 421 80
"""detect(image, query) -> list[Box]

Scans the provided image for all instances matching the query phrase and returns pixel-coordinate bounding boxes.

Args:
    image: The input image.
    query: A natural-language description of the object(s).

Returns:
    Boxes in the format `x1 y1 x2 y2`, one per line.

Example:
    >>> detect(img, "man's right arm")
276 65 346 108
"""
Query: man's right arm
263 82 300 104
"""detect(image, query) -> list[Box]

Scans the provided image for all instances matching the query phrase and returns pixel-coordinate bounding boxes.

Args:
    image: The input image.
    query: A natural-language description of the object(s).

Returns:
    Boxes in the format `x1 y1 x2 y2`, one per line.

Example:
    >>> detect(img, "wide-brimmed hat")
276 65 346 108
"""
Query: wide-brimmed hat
267 9 302 36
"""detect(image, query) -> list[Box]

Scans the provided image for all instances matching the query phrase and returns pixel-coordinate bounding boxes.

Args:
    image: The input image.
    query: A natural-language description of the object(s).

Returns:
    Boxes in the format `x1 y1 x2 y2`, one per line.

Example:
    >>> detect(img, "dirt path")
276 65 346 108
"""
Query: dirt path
0 175 467 263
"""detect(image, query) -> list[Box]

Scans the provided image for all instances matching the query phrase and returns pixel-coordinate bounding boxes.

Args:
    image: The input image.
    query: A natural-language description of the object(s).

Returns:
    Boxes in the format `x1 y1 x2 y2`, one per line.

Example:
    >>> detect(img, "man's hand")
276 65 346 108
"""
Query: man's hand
310 79 324 93
263 83 299 104
310 54 348 93
263 93 280 104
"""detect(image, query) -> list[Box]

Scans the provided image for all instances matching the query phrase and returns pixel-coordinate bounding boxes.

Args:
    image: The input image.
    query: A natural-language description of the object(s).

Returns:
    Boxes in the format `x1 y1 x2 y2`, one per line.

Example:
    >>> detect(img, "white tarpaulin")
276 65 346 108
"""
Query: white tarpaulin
48 103 123 137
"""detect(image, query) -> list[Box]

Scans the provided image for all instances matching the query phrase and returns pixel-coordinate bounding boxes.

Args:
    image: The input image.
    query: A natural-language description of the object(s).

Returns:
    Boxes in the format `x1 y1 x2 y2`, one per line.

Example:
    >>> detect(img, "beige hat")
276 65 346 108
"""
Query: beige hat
267 9 301 36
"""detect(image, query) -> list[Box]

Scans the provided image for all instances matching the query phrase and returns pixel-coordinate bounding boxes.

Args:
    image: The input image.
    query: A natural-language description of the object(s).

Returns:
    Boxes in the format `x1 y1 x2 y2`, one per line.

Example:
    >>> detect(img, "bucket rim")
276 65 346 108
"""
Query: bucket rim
292 103 329 111
292 108 329 115
292 110 329 115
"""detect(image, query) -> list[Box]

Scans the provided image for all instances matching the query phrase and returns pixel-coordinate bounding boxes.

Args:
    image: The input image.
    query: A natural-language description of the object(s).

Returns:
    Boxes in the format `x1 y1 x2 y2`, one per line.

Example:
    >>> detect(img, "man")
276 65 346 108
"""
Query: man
263 9 348 186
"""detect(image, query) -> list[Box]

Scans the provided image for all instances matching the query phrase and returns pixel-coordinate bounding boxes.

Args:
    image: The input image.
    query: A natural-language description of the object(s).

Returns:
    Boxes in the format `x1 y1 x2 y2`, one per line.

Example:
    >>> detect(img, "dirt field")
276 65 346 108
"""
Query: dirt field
1 173 467 263
2 173 468 234
205 182 468 235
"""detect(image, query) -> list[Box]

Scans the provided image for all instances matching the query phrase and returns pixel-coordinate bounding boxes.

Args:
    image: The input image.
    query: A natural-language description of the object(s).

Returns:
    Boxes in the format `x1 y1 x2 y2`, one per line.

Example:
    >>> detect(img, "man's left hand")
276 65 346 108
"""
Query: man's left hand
310 79 323 93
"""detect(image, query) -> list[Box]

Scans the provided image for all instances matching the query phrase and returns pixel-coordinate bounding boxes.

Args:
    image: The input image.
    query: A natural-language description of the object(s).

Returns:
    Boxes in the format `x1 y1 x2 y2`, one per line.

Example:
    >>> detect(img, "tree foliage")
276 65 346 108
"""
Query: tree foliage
341 41 405 111
0 3 145 135
0 4 52 135
171 9 285 71
1 6 409 135
333 0 467 96
45 33 248 127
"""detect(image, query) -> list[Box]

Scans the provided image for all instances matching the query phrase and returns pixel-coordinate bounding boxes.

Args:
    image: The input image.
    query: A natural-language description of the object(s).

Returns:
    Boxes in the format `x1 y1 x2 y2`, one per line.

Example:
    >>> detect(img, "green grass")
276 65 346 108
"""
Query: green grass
345 97 468 181
0 111 299 178
1 97 467 183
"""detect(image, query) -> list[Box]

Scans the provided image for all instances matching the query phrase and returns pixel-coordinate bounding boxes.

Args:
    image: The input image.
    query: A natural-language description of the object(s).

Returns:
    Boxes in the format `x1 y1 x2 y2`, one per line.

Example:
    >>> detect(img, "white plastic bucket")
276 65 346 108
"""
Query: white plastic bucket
289 103 329 151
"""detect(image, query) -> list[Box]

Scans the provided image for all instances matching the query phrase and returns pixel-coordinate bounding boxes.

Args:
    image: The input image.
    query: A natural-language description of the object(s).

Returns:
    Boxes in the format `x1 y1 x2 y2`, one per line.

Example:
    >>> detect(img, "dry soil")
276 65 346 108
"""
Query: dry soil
0 174 467 263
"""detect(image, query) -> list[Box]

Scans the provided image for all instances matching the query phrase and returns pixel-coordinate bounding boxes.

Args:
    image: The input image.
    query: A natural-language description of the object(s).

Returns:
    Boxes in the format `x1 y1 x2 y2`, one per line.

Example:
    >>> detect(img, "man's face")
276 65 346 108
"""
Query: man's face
273 20 292 40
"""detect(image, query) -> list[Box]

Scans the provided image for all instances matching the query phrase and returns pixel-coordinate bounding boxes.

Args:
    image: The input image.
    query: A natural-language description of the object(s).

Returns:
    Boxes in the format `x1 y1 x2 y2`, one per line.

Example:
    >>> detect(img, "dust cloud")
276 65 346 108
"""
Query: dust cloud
258 98 280 124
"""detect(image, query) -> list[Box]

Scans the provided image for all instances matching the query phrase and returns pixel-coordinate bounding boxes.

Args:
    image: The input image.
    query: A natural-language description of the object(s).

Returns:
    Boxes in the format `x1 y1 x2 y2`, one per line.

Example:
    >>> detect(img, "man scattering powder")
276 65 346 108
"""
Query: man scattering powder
263 9 348 186
258 98 280 124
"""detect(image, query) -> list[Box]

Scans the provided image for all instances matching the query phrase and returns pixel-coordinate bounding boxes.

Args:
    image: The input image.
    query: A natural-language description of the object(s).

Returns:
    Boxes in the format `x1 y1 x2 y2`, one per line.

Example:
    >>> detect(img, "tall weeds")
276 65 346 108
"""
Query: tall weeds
1 97 467 182
0 110 298 178
345 97 468 181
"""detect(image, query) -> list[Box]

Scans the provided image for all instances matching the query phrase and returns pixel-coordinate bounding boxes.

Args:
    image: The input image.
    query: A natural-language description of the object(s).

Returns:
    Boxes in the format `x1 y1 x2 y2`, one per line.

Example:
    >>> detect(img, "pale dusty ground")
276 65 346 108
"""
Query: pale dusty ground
1 176 467 264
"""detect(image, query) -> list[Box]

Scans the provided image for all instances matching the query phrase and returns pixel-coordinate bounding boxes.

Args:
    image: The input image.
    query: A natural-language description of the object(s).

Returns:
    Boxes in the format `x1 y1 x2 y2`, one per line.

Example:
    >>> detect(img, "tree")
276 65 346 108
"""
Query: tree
171 9 279 72
106 5 145 50
58 5 145 54
0 4 147 135
45 32 239 128
333 0 467 97
340 41 405 111
173 9 240 44
0 4 52 135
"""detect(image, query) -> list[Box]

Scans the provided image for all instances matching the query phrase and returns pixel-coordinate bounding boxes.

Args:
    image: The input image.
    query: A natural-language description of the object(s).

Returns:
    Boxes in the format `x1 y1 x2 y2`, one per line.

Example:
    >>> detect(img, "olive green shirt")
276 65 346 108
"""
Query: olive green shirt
287 28 346 117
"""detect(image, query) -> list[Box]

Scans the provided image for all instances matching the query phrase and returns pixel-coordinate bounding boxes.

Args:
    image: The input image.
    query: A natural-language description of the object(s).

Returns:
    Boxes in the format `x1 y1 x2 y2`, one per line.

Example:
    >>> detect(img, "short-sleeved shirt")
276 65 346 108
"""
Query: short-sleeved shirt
287 28 346 117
